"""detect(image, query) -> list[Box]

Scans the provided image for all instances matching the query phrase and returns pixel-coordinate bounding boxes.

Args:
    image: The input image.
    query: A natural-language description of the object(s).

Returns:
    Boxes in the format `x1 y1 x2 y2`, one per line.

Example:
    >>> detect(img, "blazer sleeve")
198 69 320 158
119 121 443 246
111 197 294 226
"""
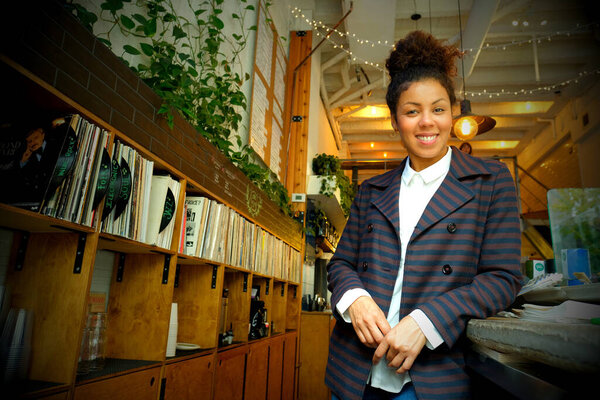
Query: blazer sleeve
419 163 523 347
327 184 367 322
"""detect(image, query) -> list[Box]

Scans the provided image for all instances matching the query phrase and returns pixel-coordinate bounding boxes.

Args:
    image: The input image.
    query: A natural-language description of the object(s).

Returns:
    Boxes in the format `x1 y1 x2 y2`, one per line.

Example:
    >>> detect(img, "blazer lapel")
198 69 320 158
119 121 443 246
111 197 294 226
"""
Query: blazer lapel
410 147 490 242
371 161 406 240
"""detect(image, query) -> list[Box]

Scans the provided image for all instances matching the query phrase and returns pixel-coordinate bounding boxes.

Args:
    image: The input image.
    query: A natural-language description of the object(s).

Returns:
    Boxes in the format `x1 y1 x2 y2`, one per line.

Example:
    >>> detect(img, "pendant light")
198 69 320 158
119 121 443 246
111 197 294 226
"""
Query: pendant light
452 0 496 141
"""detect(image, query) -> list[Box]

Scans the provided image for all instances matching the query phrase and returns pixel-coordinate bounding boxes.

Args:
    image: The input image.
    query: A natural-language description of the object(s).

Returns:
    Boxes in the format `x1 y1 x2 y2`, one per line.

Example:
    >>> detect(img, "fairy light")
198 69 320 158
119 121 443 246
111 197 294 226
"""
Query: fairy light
291 7 599 97
290 7 597 54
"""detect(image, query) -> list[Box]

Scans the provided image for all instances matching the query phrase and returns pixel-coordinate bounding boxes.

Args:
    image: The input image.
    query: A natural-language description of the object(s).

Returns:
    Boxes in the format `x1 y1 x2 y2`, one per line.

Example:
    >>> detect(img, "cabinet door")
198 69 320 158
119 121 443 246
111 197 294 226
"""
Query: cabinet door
164 354 215 400
73 367 160 400
244 340 270 400
282 333 297 400
268 335 284 400
213 345 248 400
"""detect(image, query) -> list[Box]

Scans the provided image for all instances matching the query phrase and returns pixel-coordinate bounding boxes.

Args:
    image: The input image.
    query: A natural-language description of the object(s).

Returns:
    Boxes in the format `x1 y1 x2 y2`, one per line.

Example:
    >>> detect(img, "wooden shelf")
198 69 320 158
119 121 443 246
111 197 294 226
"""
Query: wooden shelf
74 358 161 385
0 204 96 234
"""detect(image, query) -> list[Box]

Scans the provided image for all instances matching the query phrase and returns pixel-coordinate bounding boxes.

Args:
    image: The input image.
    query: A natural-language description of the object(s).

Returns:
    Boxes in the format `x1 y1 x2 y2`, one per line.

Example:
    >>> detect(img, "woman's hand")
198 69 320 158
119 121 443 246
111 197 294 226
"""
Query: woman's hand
348 296 391 348
372 315 426 374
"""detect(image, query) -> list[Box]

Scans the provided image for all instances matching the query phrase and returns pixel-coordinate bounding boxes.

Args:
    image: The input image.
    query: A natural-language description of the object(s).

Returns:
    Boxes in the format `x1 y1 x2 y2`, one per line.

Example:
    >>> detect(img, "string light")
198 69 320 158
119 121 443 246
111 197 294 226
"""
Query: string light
290 7 597 53
290 8 600 100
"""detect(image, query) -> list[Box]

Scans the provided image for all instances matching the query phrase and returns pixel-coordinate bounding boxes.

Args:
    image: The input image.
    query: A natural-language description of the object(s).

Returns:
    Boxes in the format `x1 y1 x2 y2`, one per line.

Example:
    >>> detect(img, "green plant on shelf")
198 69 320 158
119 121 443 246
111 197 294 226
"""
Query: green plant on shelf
65 0 292 217
311 153 356 217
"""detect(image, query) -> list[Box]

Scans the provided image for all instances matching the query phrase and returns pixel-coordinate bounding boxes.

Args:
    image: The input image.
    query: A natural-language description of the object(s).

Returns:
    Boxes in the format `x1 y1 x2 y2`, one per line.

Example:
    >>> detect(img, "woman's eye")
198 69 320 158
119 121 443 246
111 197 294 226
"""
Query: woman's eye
434 107 445 113
406 109 418 115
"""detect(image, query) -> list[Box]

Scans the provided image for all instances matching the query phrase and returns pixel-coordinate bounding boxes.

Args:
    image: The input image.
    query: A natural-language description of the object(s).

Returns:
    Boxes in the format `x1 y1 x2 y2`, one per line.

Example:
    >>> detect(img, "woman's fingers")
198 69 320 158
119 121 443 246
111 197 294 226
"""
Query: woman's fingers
348 296 391 348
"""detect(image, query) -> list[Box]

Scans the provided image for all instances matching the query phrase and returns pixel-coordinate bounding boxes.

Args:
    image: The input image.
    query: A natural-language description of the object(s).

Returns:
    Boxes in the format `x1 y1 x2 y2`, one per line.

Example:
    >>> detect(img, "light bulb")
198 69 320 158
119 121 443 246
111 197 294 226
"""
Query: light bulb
454 116 478 141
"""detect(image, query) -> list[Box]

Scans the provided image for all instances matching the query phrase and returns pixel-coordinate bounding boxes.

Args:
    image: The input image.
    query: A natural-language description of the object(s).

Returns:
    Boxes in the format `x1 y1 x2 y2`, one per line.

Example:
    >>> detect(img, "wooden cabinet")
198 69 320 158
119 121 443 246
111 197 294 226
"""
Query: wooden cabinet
163 353 215 400
268 335 285 400
282 332 298 400
245 340 270 400
298 312 333 400
213 345 248 400
0 3 302 400
73 367 161 400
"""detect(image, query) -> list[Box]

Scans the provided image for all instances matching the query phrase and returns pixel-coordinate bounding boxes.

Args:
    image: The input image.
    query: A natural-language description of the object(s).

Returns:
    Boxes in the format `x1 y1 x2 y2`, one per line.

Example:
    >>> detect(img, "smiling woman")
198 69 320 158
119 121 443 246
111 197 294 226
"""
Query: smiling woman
325 30 522 400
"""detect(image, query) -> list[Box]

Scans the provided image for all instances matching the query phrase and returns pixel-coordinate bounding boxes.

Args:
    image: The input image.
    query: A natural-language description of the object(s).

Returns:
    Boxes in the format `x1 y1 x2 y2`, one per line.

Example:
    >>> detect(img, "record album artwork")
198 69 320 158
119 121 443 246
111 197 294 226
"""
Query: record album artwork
113 158 132 220
0 115 79 211
101 157 122 221
159 187 176 233
92 148 112 211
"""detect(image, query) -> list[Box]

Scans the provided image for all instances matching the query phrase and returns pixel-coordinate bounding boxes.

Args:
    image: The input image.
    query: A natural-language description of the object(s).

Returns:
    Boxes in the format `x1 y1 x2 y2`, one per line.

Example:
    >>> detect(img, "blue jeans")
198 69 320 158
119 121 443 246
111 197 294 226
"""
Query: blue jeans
332 382 417 400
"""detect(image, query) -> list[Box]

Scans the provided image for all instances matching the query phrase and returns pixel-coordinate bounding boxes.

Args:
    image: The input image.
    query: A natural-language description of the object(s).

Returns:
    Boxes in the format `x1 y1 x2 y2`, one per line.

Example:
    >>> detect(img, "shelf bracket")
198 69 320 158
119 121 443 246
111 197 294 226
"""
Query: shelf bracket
243 273 248 292
14 231 29 271
162 255 171 284
211 265 218 289
73 233 86 274
266 280 270 295
116 253 125 282
174 264 180 288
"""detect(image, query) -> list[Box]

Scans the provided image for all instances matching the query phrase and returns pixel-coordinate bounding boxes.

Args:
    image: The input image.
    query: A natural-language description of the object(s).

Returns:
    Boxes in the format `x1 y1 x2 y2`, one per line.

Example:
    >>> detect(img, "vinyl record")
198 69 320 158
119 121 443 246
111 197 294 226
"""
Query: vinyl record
101 157 122 222
159 187 176 233
45 122 78 199
112 158 132 220
92 148 112 211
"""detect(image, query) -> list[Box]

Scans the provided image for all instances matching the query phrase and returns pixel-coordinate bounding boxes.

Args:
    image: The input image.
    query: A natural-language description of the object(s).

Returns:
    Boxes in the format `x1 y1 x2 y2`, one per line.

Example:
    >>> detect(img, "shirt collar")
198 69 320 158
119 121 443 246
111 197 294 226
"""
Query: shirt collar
402 146 452 185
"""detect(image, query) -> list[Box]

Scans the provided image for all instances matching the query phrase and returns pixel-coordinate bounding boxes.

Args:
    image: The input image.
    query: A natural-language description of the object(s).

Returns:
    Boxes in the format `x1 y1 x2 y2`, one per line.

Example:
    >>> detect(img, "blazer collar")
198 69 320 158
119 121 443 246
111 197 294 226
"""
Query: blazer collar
367 146 492 241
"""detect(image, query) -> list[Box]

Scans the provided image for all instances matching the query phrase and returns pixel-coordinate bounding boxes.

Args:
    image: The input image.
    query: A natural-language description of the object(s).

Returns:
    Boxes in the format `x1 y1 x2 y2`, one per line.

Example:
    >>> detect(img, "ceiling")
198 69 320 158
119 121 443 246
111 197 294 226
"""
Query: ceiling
302 0 600 183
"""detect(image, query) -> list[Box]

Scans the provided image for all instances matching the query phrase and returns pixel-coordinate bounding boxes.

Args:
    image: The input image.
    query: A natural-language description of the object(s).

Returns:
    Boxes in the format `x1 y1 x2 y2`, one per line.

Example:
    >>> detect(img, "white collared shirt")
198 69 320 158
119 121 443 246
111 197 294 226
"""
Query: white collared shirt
336 147 452 392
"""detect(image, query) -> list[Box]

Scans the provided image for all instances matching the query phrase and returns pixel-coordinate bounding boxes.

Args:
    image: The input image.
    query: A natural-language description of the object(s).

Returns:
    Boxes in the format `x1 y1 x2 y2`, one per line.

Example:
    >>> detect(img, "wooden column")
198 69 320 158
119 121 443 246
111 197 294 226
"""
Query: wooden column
284 31 313 215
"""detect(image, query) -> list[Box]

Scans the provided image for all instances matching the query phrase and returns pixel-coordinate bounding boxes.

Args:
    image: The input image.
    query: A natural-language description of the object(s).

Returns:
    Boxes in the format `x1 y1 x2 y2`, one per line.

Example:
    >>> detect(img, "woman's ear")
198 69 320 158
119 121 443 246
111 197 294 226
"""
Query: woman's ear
390 116 398 132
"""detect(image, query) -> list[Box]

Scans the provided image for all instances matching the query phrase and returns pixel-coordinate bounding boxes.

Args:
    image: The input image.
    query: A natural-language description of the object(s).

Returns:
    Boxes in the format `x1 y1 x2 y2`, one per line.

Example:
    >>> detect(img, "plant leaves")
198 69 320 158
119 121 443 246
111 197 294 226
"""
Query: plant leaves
172 26 186 39
132 13 147 25
120 15 135 29
123 44 141 55
144 18 157 37
140 42 154 56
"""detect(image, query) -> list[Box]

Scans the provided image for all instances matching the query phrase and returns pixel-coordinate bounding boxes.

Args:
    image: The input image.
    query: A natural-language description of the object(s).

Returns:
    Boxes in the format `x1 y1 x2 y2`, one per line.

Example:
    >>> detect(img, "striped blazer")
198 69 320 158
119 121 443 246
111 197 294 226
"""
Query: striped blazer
325 147 522 400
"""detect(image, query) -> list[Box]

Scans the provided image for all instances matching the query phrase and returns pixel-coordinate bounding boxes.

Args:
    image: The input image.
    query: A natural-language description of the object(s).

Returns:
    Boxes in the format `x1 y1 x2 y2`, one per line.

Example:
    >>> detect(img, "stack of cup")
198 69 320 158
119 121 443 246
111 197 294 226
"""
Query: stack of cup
166 303 178 357
77 312 106 375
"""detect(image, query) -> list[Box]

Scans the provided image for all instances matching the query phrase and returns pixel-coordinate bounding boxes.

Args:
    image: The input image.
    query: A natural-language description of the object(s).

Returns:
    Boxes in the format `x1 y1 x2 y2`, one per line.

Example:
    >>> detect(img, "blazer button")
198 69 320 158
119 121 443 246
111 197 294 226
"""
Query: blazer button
362 262 368 271
447 222 457 233
442 264 453 275
367 223 373 232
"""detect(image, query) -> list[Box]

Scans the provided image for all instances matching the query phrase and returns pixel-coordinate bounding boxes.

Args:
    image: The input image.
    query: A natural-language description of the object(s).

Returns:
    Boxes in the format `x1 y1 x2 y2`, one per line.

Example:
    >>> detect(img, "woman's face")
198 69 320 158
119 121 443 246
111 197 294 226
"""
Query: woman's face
391 78 453 171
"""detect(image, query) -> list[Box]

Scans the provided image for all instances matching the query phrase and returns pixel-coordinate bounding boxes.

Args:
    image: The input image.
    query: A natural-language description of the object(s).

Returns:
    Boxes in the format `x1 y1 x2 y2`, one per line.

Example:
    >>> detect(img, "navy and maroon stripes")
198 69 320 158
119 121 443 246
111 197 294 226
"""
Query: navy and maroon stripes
326 147 522 400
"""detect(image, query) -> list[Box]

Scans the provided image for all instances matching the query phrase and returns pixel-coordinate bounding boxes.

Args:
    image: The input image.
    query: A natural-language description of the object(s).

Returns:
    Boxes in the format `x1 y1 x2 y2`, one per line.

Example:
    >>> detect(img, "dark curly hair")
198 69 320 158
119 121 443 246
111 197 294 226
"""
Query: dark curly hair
386 30 462 118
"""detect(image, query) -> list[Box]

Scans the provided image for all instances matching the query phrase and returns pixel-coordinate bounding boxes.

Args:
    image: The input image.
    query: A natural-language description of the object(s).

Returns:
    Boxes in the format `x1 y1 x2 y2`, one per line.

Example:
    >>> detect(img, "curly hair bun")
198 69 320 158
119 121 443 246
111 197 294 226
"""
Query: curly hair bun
386 30 461 79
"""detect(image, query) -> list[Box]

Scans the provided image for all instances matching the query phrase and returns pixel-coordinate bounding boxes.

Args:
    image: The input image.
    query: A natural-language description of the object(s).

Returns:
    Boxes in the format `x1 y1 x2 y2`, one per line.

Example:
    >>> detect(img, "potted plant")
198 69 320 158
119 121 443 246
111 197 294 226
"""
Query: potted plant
309 153 356 217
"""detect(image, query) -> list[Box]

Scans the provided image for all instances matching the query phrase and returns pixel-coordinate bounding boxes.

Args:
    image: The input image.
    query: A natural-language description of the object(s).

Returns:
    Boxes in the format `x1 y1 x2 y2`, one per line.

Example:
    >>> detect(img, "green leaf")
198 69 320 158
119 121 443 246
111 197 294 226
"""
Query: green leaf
248 25 257 31
123 44 141 55
164 13 176 22
245 5 255 10
211 16 224 30
132 13 147 25
144 18 157 37
120 15 135 29
232 13 240 19
140 42 154 56
97 37 112 47
172 26 186 39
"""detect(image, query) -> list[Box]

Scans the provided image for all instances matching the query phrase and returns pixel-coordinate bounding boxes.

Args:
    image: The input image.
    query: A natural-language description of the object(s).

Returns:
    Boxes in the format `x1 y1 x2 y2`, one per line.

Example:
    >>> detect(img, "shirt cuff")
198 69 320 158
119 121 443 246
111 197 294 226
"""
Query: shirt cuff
336 288 371 323
409 309 444 349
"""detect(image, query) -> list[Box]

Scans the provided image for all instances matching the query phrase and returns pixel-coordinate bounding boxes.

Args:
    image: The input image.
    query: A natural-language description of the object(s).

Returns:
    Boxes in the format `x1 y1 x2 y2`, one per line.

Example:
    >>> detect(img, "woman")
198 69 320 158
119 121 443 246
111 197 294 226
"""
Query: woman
325 31 522 400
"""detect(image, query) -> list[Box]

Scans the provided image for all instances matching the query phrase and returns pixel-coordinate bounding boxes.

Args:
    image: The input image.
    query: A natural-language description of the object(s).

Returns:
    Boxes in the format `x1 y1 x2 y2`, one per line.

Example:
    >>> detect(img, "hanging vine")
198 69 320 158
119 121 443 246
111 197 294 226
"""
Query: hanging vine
65 0 291 216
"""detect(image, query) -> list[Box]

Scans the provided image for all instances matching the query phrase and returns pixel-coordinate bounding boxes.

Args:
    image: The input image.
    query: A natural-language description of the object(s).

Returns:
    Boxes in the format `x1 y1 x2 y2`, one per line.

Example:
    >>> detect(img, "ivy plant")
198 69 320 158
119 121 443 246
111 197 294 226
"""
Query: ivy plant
65 0 291 216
